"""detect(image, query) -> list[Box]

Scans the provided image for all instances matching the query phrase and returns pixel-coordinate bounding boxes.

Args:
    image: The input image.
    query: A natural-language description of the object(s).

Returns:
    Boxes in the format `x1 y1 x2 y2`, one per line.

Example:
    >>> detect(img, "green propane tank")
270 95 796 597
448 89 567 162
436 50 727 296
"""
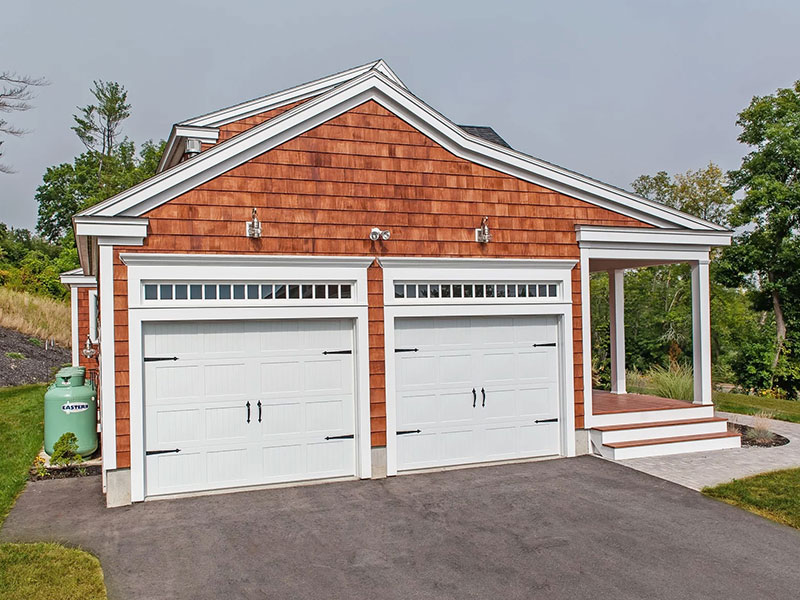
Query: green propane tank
44 366 98 456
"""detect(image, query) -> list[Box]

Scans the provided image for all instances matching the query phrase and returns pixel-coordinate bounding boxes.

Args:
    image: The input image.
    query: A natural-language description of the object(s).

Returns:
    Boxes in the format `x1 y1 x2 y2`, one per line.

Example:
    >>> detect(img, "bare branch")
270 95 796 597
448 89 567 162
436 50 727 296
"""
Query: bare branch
0 71 48 174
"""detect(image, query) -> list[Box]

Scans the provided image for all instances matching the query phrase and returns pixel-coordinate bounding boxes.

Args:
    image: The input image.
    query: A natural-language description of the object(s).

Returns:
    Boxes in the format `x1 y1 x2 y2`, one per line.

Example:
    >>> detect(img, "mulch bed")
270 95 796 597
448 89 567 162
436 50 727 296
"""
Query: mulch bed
0 325 70 386
29 465 102 481
729 423 790 448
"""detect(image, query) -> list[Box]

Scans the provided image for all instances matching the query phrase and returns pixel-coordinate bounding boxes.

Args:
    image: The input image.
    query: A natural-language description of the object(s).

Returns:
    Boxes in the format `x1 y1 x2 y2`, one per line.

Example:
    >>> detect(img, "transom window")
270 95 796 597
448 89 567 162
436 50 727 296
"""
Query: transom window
394 281 559 301
143 281 353 302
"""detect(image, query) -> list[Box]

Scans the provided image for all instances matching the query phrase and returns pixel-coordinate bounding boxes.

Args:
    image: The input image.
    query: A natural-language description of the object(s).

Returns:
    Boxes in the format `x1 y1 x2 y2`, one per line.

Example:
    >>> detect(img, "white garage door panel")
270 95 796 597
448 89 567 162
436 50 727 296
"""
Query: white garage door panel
396 315 561 471
144 319 356 497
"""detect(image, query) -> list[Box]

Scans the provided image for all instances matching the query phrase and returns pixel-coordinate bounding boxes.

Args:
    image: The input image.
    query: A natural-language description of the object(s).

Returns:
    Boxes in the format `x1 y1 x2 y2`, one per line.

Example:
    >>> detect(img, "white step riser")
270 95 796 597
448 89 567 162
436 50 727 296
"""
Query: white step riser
589 405 715 428
604 436 741 460
594 420 728 445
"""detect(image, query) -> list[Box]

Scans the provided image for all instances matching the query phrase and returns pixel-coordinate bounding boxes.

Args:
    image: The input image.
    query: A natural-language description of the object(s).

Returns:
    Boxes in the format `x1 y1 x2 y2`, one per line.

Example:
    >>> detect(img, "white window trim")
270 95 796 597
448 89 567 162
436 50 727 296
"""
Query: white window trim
124 254 374 502
380 257 577 476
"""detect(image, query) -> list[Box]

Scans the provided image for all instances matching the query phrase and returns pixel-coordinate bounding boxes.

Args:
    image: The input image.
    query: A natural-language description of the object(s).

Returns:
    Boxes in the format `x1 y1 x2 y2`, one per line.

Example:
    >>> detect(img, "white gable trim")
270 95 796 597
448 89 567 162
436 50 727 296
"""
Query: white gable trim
180 59 405 128
78 68 722 231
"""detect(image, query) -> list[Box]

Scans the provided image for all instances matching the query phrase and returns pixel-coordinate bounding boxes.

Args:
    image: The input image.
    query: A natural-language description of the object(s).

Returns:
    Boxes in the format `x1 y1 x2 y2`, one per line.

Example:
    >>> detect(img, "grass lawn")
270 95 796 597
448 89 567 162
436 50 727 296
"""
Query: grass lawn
0 543 107 600
0 384 107 600
713 390 800 423
703 467 800 529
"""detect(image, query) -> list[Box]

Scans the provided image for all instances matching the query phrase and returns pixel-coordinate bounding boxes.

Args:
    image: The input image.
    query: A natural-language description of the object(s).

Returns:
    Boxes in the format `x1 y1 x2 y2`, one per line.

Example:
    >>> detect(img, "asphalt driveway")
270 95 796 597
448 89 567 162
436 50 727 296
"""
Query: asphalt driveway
2 456 799 600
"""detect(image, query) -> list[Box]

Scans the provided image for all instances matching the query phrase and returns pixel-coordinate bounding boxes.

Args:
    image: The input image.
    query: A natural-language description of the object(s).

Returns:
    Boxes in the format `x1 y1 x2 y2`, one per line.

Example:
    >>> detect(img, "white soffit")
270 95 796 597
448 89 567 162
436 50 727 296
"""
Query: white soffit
77 64 723 232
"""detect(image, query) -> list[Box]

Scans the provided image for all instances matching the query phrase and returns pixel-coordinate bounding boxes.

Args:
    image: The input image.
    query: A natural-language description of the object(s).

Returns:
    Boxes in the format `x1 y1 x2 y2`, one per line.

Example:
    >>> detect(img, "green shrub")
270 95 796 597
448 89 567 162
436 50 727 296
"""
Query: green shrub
648 363 694 402
50 433 83 469
5 352 25 360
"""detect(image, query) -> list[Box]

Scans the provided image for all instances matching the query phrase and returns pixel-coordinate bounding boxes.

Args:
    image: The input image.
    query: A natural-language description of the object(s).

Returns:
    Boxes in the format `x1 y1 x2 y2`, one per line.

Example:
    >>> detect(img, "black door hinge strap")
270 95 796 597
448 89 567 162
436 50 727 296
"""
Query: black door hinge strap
144 356 179 362
532 343 557 348
323 350 352 355
395 348 419 353
146 448 181 455
324 434 355 440
535 418 559 423
397 429 422 435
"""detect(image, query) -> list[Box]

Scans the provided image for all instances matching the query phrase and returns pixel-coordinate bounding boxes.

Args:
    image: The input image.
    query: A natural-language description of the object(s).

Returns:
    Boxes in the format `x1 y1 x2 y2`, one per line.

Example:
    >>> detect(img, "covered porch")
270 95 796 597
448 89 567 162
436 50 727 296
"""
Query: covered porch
576 226 740 458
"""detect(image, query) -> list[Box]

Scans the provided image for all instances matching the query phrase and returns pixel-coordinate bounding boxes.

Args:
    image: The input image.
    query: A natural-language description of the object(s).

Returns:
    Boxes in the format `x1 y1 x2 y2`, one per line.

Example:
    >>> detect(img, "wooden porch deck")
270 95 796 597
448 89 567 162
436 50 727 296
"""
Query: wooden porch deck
592 390 695 415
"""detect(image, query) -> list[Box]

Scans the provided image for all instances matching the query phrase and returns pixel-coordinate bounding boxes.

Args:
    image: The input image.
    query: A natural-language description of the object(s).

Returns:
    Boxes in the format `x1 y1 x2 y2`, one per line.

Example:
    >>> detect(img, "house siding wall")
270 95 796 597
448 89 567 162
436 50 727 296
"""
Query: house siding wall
76 286 97 368
110 100 649 466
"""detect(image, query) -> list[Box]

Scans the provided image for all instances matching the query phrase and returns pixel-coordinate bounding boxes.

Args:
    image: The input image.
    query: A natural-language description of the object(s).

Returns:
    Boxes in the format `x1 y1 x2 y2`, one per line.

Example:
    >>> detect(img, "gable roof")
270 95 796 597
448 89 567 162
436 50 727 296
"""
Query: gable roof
79 62 725 231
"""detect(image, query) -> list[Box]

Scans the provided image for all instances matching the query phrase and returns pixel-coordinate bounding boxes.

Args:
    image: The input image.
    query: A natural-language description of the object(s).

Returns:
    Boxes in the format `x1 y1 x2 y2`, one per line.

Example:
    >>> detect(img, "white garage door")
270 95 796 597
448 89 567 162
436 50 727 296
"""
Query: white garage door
143 319 356 496
395 315 561 470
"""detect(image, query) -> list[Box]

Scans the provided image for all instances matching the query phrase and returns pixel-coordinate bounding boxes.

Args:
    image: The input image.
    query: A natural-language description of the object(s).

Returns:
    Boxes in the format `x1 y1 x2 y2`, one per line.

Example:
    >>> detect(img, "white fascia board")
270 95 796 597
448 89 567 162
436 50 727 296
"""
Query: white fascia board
74 216 149 241
575 225 732 248
180 59 406 129
60 272 97 287
119 253 375 269
79 69 719 231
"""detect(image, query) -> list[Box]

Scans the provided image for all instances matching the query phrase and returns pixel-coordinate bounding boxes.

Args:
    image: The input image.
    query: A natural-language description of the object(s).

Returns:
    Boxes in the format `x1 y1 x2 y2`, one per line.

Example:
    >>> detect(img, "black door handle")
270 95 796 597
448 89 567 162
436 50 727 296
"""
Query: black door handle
257 400 262 423
481 387 486 407
246 401 251 423
472 388 476 408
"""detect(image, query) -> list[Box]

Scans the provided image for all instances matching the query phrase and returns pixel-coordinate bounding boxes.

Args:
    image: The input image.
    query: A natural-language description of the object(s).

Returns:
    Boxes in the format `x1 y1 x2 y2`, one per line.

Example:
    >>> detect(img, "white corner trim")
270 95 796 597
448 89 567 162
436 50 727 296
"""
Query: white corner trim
98 244 117 472
70 286 79 366
579 249 594 427
76 68 722 232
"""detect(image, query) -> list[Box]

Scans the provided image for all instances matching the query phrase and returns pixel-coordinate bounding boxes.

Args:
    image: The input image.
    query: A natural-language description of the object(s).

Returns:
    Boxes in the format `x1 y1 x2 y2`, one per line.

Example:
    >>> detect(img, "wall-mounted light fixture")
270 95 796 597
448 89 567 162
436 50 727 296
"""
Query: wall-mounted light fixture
246 208 262 238
81 334 97 359
475 216 492 243
370 227 391 241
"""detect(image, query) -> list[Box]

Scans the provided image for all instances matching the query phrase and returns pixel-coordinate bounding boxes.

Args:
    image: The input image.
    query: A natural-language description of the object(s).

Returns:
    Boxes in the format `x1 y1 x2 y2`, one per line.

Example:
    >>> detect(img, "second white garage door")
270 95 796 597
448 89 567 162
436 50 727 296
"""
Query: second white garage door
395 315 561 470
143 319 356 497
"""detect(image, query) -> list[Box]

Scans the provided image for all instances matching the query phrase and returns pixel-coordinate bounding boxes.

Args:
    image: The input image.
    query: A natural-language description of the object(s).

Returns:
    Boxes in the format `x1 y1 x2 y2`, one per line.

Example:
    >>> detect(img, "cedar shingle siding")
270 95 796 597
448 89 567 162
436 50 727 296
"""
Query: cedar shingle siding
110 100 648 465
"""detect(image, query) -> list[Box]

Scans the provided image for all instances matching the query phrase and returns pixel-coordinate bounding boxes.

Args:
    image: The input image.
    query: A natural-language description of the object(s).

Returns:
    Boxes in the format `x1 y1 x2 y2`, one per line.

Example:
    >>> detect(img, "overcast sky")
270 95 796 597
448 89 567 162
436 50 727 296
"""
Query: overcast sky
1 0 798 230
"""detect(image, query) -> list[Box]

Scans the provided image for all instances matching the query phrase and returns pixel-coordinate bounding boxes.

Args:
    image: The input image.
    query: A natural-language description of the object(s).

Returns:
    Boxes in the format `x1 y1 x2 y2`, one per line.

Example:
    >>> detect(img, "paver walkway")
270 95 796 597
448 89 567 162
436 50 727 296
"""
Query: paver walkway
617 412 800 489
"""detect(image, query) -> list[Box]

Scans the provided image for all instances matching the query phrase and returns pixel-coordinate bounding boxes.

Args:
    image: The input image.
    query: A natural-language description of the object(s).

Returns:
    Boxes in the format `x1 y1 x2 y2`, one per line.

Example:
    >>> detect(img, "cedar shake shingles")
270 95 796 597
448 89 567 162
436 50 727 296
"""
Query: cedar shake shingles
109 100 649 466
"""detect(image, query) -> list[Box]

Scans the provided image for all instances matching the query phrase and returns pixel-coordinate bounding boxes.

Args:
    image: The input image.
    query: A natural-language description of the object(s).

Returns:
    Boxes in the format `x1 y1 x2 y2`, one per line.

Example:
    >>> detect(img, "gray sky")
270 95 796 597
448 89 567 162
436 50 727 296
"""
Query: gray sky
1 0 798 230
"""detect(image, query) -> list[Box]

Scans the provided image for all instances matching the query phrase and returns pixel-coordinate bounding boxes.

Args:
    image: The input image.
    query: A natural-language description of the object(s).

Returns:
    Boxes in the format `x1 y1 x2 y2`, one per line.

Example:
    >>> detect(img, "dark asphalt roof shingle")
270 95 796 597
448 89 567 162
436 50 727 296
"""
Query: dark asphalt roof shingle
457 125 512 149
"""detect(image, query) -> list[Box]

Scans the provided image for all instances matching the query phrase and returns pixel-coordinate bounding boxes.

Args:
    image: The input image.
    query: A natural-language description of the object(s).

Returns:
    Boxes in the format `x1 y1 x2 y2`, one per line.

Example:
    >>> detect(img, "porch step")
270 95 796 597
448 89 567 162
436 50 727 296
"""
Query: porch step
594 431 741 460
590 403 715 428
592 417 729 444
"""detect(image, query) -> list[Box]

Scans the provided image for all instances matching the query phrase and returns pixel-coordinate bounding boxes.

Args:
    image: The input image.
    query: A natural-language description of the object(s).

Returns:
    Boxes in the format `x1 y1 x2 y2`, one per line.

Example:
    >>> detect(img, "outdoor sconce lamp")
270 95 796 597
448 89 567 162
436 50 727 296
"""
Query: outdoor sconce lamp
81 334 97 359
475 216 492 243
370 227 391 241
246 208 262 238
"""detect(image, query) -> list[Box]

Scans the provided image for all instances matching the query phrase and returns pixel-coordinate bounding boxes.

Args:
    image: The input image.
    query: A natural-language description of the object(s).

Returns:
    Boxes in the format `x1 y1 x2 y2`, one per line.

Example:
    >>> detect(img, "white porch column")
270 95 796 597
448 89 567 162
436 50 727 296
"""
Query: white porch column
691 259 713 405
608 269 626 394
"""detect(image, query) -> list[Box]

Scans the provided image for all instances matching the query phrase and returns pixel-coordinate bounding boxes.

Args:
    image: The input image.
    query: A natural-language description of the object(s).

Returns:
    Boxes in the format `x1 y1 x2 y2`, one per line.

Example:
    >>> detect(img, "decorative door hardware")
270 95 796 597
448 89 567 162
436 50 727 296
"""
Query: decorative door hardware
324 434 355 440
397 429 422 435
481 387 486 407
246 401 251 424
532 343 557 348
395 348 419 353
472 388 477 408
146 448 181 456
322 349 352 355
144 356 179 362
535 418 559 423
257 400 262 423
